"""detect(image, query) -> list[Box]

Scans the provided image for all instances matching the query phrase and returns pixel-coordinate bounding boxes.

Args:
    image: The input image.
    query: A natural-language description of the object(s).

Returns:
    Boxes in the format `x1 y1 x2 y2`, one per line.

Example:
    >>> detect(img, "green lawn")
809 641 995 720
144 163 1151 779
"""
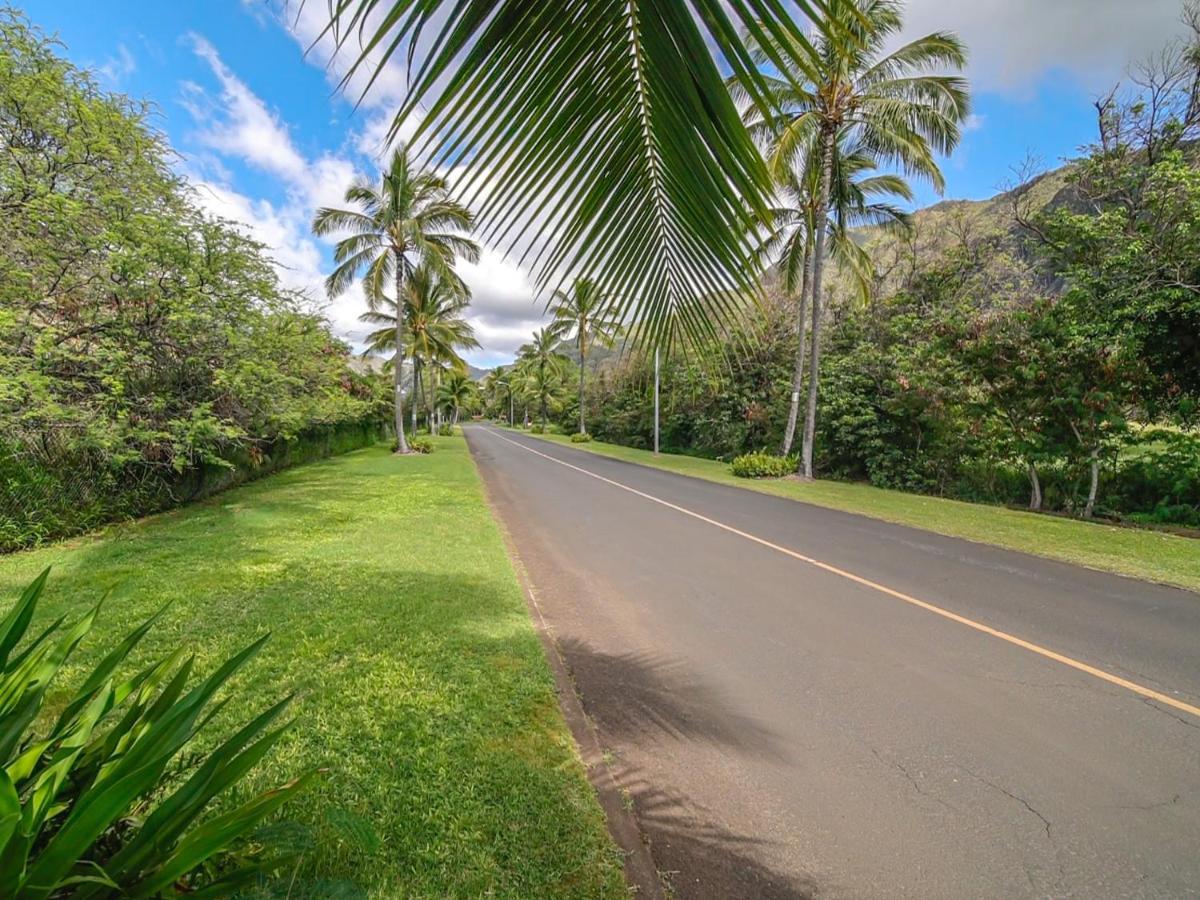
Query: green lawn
0 437 625 898
518 430 1200 594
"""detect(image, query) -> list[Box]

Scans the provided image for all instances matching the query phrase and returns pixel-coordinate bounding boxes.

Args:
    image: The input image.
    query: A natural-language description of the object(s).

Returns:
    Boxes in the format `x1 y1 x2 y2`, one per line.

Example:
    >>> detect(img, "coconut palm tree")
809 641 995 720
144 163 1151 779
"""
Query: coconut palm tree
318 0 839 351
548 277 621 436
437 370 475 425
360 265 479 432
765 141 913 455
516 328 570 429
744 0 968 476
312 146 479 453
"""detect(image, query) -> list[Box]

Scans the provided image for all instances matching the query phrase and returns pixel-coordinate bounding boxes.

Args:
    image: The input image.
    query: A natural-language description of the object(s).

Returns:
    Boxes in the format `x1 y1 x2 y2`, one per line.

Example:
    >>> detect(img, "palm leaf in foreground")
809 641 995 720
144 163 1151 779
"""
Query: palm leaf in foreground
0 569 313 898
315 0 832 351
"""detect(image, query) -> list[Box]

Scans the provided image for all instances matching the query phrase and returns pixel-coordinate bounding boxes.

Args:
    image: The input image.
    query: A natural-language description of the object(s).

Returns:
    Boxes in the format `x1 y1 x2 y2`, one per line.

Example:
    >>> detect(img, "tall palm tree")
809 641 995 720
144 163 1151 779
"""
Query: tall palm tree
548 277 621 435
359 265 479 432
745 0 968 476
437 370 475 425
312 146 479 453
764 141 913 455
318 0 839 351
517 328 569 429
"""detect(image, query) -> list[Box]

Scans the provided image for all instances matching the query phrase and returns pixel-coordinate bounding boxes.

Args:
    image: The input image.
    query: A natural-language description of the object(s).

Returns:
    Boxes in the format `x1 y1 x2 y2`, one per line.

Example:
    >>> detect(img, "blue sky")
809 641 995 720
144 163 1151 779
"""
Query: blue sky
18 0 1191 365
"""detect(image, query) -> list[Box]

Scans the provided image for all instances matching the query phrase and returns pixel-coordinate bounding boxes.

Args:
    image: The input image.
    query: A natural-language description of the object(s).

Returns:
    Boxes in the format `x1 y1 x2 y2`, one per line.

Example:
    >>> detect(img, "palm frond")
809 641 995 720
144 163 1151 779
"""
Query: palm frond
313 0 844 350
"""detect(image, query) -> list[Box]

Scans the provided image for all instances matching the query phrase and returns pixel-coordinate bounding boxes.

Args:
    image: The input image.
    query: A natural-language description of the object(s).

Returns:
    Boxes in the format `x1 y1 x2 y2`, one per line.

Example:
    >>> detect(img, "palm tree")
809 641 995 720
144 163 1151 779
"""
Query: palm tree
359 265 479 432
745 0 968 476
517 328 569 429
437 370 475 425
548 277 621 436
483 369 515 424
320 0 839 351
764 141 913 455
312 146 479 453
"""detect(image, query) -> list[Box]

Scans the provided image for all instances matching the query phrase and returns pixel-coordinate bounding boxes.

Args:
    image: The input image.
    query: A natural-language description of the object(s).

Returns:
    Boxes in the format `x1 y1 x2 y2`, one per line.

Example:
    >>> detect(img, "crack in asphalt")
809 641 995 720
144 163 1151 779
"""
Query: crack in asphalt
1142 696 1200 731
1117 794 1182 812
959 766 1053 841
957 764 1070 894
867 747 957 813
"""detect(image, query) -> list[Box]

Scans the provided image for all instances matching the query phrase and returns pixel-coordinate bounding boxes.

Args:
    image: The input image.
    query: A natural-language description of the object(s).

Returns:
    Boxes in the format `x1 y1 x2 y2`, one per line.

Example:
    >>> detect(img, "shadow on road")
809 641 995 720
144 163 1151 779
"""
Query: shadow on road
556 635 789 762
618 772 820 899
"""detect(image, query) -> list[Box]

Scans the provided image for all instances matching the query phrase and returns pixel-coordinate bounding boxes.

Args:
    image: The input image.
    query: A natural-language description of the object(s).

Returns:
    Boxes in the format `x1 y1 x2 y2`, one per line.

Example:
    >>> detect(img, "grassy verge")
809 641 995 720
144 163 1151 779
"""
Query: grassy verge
0 436 625 898
515 429 1200 593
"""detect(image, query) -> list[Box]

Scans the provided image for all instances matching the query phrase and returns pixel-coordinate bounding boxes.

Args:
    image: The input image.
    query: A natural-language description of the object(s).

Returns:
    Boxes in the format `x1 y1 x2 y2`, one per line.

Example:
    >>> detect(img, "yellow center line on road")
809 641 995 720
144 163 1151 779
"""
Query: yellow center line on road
483 428 1200 721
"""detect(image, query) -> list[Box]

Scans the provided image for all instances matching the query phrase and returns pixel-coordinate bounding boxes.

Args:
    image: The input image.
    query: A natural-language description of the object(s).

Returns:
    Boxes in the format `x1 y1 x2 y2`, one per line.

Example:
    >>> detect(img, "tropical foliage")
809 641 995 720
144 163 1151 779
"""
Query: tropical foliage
731 451 797 478
548 278 621 436
743 0 969 474
0 12 384 550
0 570 313 897
321 0 841 349
313 147 479 452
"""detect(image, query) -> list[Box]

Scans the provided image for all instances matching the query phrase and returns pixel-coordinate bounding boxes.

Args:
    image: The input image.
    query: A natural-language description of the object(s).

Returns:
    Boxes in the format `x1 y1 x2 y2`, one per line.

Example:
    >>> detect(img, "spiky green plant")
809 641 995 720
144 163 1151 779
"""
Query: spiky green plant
0 569 314 898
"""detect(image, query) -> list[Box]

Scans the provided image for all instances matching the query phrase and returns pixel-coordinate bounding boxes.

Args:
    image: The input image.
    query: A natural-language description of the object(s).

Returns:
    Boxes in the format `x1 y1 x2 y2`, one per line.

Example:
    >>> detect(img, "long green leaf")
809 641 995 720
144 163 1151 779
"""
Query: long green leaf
0 568 48 669
126 771 320 899
315 0 834 350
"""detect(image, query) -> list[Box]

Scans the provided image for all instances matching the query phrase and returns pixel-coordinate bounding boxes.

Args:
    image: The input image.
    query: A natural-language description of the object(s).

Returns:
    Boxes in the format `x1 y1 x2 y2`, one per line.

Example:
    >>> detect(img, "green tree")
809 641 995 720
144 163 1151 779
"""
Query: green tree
313 147 479 453
359 265 479 432
747 0 968 476
759 141 912 454
516 328 570 429
437 370 475 425
0 11 380 547
548 277 621 435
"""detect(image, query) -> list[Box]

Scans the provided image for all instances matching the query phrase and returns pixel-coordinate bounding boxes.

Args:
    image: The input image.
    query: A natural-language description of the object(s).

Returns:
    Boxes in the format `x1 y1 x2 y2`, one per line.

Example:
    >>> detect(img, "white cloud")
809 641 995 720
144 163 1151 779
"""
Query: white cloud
457 248 548 363
896 0 1190 95
185 33 308 182
98 44 136 86
180 30 540 365
962 113 985 133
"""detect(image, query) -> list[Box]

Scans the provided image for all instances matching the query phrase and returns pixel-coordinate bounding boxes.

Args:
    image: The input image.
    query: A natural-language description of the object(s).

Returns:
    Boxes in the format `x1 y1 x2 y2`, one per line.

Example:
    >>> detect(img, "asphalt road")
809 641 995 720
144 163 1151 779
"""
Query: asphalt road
465 426 1200 900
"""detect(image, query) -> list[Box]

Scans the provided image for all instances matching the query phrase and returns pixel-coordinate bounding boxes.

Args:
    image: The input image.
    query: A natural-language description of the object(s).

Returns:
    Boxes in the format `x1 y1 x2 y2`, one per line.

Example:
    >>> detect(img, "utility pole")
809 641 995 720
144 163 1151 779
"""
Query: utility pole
653 346 660 455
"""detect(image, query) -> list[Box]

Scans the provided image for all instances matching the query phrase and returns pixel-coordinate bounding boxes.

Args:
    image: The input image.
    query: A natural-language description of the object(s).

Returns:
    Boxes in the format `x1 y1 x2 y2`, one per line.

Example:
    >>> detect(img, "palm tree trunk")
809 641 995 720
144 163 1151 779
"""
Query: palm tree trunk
579 337 587 435
428 364 438 433
800 129 836 479
781 233 813 455
393 269 409 454
411 359 420 433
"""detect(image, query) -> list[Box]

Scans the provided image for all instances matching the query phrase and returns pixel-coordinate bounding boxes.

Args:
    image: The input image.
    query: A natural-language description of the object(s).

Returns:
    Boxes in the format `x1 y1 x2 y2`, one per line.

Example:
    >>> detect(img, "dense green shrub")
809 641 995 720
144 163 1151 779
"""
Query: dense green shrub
0 570 313 895
1 421 385 552
1109 430 1200 526
529 425 545 434
570 432 593 443
409 437 434 454
0 14 389 550
731 451 796 478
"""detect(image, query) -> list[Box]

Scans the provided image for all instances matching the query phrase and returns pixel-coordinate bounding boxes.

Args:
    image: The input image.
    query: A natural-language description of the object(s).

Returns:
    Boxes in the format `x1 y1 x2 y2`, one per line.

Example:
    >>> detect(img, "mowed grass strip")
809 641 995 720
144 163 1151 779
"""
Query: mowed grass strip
0 437 626 899
517 429 1200 594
